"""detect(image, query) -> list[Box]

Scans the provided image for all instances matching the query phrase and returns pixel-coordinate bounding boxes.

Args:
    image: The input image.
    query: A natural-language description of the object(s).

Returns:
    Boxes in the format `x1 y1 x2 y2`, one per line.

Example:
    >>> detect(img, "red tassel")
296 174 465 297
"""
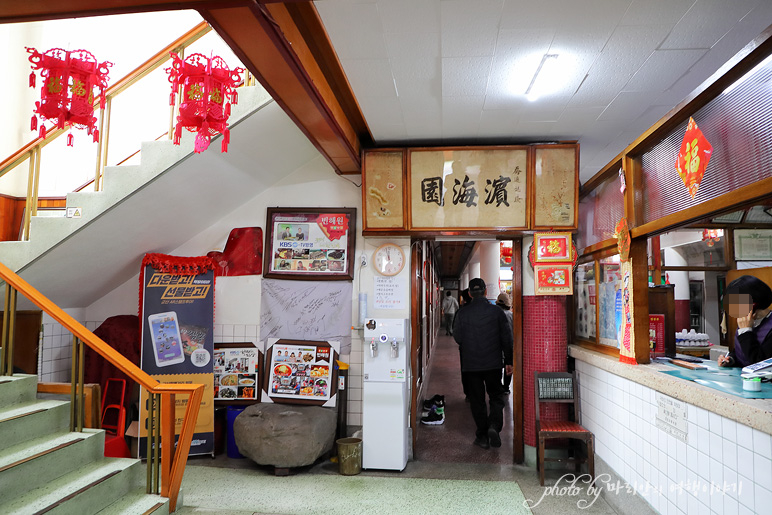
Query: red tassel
222 129 230 153
232 90 238 105
39 125 47 139
93 129 99 143
29 72 36 88
31 116 37 132
67 133 74 147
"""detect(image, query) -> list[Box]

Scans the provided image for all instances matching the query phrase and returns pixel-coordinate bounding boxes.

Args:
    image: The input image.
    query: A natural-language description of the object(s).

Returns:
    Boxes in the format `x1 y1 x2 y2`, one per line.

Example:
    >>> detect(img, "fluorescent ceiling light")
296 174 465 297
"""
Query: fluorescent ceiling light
525 54 559 102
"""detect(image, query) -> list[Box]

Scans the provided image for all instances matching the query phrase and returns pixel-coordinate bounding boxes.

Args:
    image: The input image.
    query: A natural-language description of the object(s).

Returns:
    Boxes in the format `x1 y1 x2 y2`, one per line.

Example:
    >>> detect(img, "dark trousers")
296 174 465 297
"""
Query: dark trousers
444 313 455 334
463 368 505 439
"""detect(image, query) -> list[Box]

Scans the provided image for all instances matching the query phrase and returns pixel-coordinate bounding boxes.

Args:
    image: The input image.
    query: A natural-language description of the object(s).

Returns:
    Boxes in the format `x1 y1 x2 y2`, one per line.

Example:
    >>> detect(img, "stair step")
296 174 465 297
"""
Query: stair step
0 375 37 409
0 400 69 452
95 489 169 515
0 430 105 505
0 458 145 515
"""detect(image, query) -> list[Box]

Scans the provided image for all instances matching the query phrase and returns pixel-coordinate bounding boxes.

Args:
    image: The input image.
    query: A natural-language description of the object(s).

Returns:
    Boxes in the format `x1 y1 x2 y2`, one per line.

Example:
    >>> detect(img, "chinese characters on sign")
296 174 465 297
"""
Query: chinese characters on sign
411 149 528 229
676 117 713 199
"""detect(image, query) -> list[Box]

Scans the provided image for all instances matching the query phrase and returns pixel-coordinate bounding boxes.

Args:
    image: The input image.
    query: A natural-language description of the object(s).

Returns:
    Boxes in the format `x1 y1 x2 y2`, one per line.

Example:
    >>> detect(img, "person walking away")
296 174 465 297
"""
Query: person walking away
442 291 460 336
453 278 514 449
495 292 514 394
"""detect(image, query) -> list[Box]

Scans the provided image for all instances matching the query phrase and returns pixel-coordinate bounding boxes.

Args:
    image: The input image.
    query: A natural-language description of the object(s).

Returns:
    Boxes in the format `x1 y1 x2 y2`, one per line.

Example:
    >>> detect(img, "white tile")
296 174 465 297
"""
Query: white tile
754 485 772 515
738 473 754 511
698 451 710 479
724 467 739 500
221 325 234 337
709 431 723 462
697 407 710 429
752 430 772 456
677 439 687 465
753 454 772 492
710 457 723 485
723 418 738 444
687 445 698 471
233 325 245 338
245 325 257 338
724 441 738 472
214 325 222 338
737 424 753 450
697 426 710 455
723 495 739 515
708 412 722 436
737 445 754 481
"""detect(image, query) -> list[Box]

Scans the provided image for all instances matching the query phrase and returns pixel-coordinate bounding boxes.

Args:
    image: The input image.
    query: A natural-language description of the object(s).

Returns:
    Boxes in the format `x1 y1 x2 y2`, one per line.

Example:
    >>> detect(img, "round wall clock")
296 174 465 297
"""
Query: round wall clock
373 243 405 276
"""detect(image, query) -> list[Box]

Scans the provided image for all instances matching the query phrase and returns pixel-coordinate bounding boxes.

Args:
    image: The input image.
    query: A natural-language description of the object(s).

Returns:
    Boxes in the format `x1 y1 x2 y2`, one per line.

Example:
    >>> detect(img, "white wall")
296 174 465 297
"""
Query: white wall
576 360 772 514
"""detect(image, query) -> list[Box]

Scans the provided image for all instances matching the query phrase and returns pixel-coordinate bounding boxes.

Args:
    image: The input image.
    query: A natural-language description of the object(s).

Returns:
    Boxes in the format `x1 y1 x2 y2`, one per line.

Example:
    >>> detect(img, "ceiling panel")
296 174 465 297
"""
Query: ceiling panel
659 0 759 50
440 0 503 57
442 56 494 97
377 0 441 34
623 49 708 93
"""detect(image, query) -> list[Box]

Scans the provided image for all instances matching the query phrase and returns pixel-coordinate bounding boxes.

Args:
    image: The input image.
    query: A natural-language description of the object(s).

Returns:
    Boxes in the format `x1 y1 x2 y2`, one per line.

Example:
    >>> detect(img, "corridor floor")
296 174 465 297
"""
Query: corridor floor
415 332 515 465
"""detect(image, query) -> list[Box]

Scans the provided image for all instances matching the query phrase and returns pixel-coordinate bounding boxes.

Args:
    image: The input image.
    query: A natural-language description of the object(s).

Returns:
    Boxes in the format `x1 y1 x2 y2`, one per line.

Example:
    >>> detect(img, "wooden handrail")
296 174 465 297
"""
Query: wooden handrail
0 21 211 180
0 259 200 512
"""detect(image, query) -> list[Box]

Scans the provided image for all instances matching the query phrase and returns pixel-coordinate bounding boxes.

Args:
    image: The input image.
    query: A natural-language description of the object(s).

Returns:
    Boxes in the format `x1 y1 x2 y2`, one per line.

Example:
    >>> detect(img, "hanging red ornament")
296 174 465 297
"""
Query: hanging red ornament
26 47 112 145
166 52 243 153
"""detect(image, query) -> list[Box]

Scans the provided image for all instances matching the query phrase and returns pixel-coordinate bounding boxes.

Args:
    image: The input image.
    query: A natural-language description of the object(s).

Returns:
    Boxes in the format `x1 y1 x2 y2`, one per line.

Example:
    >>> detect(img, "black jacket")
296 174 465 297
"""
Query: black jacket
453 297 514 372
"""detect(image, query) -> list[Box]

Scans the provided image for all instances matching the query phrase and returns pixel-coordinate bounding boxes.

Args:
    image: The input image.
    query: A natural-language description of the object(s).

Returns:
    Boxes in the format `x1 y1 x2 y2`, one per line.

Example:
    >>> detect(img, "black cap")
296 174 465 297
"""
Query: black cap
469 278 486 292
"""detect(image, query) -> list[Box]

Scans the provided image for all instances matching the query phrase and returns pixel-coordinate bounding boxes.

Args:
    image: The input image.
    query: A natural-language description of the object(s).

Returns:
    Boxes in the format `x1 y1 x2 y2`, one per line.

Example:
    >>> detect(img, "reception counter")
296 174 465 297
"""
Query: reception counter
568 344 772 513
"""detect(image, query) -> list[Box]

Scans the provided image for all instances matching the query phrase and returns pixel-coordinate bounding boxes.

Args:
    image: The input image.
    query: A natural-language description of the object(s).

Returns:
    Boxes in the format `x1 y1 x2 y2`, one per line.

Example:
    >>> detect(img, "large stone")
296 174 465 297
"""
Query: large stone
233 403 337 468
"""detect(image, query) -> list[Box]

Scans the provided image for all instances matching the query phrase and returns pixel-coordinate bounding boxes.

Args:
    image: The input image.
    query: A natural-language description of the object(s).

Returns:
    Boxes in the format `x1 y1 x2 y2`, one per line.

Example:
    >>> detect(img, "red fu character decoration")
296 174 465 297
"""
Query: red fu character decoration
167 53 243 153
26 47 112 146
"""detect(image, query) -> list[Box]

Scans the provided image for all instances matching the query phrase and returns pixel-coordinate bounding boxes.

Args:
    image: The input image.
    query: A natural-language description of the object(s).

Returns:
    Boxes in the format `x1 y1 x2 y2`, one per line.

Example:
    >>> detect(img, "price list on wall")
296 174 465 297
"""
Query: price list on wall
374 276 406 309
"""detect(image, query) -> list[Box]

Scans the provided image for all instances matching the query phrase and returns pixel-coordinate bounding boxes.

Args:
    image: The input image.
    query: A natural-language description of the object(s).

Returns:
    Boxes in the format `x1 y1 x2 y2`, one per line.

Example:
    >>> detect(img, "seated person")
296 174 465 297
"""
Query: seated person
718 275 772 367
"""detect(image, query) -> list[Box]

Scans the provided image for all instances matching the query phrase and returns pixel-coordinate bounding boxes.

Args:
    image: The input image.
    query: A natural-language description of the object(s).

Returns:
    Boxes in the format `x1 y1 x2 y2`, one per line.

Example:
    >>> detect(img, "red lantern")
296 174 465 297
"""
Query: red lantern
167 53 243 153
26 47 112 145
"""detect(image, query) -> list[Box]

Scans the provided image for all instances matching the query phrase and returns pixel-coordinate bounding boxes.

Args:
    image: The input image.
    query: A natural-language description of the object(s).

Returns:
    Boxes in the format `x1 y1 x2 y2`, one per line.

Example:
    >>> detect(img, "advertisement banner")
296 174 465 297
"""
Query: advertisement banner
139 254 215 457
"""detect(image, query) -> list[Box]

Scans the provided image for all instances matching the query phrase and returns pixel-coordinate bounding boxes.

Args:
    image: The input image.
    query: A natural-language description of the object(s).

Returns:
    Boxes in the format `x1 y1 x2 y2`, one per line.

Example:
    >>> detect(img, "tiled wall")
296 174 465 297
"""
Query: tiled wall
576 360 772 514
38 320 366 430
523 295 568 447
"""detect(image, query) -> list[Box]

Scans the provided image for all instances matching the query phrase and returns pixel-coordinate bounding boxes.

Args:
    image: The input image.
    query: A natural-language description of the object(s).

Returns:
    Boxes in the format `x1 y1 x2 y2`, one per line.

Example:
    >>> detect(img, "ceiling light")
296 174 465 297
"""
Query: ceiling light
525 54 559 102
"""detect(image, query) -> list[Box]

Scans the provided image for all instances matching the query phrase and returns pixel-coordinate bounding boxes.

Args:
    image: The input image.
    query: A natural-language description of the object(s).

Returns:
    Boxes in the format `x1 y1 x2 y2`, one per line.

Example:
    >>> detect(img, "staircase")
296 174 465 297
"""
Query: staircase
0 374 168 514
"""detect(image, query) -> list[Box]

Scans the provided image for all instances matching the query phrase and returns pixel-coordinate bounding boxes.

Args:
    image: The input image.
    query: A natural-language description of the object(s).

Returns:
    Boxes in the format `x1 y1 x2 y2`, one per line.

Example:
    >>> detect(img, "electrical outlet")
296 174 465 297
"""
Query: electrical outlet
361 254 367 267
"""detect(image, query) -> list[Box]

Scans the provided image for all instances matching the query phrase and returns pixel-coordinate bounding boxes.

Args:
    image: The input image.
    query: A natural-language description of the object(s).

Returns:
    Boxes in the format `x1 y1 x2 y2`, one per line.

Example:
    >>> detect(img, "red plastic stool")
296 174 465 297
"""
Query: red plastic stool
101 378 131 458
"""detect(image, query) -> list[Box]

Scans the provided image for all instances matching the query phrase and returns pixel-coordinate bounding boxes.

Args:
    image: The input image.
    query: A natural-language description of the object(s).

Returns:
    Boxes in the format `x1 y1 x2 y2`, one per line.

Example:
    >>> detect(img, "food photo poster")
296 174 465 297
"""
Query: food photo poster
262 339 339 407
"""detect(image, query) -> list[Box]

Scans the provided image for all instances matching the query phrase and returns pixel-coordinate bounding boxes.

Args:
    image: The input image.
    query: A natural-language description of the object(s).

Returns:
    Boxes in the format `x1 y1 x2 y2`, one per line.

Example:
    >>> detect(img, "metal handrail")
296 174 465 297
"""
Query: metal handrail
0 21 212 240
0 259 200 512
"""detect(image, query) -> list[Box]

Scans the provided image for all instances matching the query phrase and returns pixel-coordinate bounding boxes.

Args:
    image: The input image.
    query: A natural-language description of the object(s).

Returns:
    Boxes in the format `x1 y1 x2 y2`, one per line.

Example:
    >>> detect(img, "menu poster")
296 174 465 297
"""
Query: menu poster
263 339 339 407
213 344 261 402
264 208 357 281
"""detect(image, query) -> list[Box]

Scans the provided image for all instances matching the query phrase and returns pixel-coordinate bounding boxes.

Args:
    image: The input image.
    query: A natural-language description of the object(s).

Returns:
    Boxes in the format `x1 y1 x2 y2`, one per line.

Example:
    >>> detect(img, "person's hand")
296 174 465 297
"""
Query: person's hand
737 309 754 330
717 355 733 367
505 365 513 376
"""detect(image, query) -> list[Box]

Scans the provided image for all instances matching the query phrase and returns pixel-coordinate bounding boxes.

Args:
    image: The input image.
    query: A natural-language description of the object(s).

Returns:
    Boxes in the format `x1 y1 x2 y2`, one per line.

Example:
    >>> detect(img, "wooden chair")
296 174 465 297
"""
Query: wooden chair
534 371 594 486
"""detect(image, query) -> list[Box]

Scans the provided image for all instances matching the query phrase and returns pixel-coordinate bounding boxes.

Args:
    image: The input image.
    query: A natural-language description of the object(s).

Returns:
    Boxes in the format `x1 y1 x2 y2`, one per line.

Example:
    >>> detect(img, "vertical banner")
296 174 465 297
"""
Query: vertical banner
139 254 215 457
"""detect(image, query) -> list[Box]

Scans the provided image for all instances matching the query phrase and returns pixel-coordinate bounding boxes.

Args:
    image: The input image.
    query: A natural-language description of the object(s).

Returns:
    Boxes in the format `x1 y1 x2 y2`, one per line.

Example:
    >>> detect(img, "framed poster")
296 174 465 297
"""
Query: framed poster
213 343 262 404
264 207 357 280
409 146 529 231
533 233 572 262
262 339 339 407
362 150 406 231
534 263 573 295
532 145 579 229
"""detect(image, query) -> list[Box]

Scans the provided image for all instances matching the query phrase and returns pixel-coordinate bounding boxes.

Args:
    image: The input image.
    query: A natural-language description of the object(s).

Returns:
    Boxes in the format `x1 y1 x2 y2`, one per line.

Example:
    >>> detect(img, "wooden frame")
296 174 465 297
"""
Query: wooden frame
213 342 262 405
533 232 573 262
534 263 573 295
261 338 339 406
531 144 580 230
362 148 408 233
407 145 531 233
263 207 357 281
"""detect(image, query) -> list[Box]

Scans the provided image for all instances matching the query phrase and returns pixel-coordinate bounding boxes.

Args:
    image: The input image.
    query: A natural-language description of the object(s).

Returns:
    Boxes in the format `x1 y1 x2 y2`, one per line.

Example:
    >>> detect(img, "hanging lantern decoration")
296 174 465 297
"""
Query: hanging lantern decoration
167 53 243 153
26 47 112 145
702 229 723 247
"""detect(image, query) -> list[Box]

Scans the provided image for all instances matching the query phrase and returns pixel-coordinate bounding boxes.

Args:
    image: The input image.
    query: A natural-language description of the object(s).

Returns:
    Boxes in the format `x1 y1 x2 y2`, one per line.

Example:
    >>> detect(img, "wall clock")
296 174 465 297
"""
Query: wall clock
373 243 405 276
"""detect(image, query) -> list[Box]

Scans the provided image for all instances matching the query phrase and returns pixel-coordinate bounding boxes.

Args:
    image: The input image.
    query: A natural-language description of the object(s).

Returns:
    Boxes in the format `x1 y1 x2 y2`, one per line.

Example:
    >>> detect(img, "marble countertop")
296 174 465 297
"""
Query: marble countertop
569 345 772 435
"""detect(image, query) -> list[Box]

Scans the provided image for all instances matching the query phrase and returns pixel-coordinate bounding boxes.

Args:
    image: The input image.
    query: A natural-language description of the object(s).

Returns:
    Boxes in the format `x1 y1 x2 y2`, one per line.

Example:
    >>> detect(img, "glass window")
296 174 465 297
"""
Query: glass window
575 263 596 340
598 255 622 348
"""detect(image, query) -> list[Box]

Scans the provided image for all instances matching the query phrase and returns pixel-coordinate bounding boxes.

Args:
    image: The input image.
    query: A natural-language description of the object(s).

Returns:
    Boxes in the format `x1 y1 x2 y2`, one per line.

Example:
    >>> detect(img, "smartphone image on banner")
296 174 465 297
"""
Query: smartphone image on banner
147 312 185 367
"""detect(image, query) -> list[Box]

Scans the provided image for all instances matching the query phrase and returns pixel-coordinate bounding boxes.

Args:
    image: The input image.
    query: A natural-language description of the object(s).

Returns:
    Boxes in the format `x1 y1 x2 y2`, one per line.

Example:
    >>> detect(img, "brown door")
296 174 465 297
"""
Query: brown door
1 310 42 374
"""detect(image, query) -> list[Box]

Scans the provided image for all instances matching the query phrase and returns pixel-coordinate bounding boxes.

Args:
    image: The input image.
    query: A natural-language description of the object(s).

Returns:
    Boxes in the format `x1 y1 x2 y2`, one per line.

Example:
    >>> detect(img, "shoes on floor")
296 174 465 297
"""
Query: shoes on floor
421 408 445 425
488 427 501 448
473 436 490 450
422 395 445 415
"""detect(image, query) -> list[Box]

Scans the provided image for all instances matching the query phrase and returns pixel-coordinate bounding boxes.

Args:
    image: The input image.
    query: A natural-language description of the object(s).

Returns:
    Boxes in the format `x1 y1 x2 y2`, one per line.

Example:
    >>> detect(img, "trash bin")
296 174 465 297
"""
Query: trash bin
226 406 246 459
336 437 362 475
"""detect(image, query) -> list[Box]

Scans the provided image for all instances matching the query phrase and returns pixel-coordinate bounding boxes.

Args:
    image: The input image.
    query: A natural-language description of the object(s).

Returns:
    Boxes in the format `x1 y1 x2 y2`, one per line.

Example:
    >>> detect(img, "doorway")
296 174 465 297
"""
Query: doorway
409 239 524 465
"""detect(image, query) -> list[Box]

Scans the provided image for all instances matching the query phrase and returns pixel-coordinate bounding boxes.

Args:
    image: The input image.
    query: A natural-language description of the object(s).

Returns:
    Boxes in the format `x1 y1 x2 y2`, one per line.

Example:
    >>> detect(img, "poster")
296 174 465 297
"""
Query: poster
649 314 665 357
213 346 259 400
534 264 573 295
264 208 356 280
260 279 353 354
139 255 215 457
675 117 713 199
267 343 334 402
374 276 407 309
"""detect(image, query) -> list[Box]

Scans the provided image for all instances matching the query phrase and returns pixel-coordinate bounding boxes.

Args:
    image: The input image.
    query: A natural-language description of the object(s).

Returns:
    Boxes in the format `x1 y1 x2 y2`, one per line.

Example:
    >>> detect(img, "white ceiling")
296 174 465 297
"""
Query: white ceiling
314 0 772 182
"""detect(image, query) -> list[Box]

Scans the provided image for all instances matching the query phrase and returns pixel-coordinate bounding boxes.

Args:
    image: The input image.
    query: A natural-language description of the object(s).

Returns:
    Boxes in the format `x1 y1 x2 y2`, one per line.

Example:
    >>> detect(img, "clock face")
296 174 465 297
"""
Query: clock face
373 244 405 276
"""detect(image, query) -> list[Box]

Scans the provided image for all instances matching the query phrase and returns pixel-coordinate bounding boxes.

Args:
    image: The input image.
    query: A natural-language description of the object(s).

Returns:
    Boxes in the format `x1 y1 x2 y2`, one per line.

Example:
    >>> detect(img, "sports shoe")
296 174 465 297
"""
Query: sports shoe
422 395 445 415
473 436 490 449
488 427 501 448
421 408 445 425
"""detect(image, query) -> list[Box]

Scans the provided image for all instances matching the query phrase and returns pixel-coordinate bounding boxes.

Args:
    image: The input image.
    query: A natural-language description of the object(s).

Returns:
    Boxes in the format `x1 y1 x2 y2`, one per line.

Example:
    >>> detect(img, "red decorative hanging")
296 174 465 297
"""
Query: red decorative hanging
26 47 112 145
166 52 243 153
